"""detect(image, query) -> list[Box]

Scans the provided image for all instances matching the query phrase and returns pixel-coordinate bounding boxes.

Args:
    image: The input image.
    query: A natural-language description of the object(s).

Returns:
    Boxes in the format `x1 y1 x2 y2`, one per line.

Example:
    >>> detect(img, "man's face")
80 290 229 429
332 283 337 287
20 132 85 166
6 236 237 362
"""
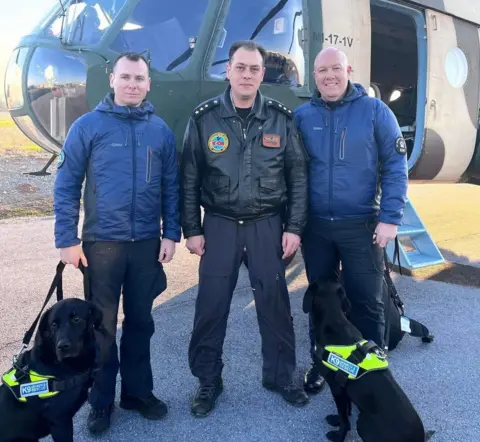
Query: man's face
226 48 265 102
313 50 351 102
109 58 151 107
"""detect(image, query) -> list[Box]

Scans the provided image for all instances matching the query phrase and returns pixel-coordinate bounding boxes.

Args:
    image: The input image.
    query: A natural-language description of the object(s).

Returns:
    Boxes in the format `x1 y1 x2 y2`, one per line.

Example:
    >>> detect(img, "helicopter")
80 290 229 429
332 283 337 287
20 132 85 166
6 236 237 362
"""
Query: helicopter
3 0 480 183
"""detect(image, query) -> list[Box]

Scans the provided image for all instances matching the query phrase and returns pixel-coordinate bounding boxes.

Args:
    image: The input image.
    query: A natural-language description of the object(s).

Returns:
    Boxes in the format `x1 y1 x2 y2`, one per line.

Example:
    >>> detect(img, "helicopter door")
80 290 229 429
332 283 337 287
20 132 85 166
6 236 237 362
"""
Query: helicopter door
319 0 371 90
421 9 479 181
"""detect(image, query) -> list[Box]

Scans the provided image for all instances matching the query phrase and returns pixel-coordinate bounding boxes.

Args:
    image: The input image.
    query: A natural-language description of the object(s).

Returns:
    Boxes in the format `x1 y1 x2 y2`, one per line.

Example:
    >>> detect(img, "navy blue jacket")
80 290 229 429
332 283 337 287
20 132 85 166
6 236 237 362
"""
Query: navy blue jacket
294 82 408 225
54 93 181 249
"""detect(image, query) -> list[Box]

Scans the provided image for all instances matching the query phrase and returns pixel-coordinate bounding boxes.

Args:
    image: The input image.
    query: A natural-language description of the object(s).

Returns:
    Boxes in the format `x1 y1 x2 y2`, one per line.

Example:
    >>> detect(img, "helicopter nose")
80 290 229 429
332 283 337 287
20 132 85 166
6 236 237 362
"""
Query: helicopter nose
4 46 89 154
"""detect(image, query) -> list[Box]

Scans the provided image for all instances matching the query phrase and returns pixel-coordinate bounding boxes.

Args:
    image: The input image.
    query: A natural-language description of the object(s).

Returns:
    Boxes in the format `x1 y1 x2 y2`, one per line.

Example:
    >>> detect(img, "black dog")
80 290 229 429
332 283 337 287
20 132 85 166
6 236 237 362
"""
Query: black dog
0 298 104 442
303 279 434 442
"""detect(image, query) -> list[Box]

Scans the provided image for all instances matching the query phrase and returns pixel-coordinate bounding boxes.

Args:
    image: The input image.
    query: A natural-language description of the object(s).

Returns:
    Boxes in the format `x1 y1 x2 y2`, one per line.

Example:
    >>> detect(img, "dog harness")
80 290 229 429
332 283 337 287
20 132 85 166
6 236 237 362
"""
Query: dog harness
319 339 389 384
1 365 92 403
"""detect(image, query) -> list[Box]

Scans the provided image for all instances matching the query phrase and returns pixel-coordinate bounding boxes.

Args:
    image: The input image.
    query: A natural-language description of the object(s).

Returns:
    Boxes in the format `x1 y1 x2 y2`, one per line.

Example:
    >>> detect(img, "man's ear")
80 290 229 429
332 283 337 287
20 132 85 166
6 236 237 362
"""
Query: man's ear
303 283 316 313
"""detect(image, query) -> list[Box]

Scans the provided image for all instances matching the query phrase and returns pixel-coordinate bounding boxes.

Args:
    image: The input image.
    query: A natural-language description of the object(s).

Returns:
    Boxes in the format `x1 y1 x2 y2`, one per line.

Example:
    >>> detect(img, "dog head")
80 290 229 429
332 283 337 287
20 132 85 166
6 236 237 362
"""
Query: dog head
303 278 351 322
34 298 104 364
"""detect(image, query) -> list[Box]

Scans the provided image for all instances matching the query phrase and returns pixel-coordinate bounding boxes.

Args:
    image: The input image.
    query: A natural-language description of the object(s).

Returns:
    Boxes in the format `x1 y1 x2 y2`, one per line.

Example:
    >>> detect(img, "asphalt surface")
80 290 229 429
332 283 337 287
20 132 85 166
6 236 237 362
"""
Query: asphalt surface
1 209 479 441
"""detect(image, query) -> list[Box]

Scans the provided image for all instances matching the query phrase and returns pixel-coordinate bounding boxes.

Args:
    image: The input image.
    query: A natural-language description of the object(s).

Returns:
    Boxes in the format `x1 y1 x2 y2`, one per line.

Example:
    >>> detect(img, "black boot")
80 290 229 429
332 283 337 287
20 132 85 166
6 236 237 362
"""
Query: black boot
87 403 113 435
304 361 326 394
120 392 168 420
263 380 310 407
191 377 223 418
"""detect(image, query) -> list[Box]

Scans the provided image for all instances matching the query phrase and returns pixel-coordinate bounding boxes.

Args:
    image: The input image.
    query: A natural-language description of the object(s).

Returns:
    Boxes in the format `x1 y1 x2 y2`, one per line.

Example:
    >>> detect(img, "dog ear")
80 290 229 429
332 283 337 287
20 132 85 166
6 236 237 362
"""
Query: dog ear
33 307 56 363
303 283 316 313
337 286 351 314
88 302 104 330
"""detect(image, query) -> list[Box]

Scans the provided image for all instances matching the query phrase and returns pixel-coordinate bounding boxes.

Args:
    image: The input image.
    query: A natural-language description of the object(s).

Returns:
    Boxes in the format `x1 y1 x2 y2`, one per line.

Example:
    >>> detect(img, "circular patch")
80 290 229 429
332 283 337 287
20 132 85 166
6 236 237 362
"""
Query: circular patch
208 132 229 153
57 150 66 168
395 137 407 155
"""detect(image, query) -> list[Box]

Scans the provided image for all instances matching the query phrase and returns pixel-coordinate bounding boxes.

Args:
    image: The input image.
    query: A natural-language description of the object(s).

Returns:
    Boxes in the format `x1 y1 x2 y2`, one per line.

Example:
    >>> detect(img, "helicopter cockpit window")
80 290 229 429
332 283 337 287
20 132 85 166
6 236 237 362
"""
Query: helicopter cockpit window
4 47 28 110
209 0 305 88
109 0 208 72
47 0 127 45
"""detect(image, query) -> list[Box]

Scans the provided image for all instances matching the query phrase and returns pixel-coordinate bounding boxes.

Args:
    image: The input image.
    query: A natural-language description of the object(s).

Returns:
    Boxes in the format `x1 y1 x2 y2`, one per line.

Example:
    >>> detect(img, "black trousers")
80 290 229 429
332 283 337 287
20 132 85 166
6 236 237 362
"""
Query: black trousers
188 213 296 386
83 238 167 409
301 217 386 357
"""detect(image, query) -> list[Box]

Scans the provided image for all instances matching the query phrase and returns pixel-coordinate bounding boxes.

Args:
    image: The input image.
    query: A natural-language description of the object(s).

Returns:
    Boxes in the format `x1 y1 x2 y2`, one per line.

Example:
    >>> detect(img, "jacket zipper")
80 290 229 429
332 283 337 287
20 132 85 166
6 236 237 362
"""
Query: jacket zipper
339 128 346 160
130 120 137 241
329 109 335 219
146 146 152 182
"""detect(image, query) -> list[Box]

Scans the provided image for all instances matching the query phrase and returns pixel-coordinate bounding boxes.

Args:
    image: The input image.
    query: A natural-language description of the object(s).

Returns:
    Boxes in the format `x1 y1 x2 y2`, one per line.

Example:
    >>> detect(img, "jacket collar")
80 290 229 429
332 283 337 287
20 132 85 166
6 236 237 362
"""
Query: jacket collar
218 85 269 120
95 92 154 120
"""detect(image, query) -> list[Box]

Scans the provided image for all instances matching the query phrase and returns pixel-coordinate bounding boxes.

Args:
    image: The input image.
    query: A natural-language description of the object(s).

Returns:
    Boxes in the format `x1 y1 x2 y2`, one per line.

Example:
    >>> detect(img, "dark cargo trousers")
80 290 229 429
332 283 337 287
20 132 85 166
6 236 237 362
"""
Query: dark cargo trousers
82 238 167 409
188 213 296 386
301 217 386 354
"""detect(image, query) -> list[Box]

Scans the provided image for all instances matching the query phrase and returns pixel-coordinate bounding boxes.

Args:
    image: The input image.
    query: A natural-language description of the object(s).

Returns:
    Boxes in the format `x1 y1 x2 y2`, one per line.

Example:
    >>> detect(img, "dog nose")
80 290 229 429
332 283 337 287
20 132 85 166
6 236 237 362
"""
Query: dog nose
57 341 71 352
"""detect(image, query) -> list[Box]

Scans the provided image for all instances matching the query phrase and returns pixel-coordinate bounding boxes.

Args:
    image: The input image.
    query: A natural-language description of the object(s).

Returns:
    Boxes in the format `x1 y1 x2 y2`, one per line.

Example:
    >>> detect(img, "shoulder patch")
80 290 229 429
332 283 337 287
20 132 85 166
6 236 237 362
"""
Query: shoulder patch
395 137 407 155
266 99 293 118
192 99 220 119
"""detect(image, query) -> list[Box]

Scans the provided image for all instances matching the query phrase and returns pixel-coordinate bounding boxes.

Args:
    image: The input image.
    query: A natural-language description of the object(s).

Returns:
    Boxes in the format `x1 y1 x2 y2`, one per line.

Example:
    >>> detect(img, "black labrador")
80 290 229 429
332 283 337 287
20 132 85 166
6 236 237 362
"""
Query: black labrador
0 298 105 442
303 279 434 442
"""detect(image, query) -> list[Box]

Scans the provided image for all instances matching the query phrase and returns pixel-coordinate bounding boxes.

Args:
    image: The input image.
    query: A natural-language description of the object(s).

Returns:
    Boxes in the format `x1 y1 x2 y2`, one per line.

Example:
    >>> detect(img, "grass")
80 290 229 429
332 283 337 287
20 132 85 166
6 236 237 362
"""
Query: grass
0 112 44 154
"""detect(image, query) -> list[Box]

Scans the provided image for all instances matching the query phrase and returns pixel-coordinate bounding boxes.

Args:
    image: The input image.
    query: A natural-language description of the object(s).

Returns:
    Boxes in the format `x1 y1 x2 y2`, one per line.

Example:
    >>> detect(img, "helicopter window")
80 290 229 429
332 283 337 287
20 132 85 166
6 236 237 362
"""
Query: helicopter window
4 47 28 110
209 0 305 88
47 0 127 45
109 0 209 72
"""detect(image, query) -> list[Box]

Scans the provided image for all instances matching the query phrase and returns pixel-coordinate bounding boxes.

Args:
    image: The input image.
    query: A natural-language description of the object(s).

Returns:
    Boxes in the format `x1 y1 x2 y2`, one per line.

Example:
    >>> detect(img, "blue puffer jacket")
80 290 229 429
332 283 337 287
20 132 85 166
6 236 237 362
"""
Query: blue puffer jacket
54 93 181 249
294 82 408 225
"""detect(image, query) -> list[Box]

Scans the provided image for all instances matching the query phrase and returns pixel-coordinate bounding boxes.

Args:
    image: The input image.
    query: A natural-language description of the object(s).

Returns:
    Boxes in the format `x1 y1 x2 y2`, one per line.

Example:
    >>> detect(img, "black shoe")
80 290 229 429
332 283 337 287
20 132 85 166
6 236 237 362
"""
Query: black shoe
87 404 113 435
191 377 223 418
263 380 310 407
120 392 168 420
304 361 326 394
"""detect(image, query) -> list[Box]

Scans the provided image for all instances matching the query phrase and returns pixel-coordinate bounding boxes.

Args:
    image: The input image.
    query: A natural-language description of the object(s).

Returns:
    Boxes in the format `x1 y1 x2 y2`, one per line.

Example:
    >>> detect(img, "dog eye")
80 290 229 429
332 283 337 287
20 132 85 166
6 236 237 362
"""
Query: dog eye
72 316 81 323
50 322 58 330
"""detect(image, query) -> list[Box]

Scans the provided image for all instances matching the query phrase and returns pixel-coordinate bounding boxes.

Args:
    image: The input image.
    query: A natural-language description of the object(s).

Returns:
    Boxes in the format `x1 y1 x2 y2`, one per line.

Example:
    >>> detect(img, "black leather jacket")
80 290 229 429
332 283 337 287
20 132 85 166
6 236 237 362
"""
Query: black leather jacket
180 86 308 238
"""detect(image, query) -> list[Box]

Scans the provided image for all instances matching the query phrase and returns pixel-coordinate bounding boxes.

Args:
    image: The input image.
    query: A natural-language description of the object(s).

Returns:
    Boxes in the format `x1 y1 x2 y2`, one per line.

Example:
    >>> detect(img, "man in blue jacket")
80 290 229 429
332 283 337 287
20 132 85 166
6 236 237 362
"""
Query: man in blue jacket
294 47 408 393
53 52 181 434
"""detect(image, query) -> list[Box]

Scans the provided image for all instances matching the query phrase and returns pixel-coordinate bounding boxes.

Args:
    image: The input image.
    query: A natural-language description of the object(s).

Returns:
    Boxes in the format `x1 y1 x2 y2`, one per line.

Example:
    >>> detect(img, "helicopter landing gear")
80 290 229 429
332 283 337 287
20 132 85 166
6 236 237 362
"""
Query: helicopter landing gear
23 153 57 176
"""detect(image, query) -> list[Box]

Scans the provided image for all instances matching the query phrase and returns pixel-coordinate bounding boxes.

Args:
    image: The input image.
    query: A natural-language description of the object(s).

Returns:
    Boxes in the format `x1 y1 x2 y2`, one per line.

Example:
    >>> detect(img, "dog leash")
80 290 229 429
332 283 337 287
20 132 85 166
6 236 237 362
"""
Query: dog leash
383 236 401 352
13 261 89 363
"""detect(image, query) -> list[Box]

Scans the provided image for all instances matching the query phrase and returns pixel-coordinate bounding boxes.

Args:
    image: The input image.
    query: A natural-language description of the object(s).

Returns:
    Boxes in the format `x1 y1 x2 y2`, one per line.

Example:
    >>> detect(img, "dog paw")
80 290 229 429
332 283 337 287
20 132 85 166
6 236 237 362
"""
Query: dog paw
326 414 340 426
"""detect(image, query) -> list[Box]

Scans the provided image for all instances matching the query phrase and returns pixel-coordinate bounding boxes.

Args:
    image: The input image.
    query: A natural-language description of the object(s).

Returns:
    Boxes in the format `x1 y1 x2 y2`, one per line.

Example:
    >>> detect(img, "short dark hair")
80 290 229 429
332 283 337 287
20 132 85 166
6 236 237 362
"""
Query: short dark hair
228 40 267 65
112 52 149 71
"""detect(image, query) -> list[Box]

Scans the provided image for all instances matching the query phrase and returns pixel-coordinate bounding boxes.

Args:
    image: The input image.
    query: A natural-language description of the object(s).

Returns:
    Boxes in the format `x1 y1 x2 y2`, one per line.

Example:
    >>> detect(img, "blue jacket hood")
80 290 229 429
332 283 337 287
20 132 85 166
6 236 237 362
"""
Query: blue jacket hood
95 92 155 120
312 81 367 107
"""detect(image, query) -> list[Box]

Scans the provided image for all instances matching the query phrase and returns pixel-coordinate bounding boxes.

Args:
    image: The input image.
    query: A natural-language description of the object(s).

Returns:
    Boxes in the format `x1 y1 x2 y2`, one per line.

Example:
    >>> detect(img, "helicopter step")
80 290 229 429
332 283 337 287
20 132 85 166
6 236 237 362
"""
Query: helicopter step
23 153 57 177
386 199 444 270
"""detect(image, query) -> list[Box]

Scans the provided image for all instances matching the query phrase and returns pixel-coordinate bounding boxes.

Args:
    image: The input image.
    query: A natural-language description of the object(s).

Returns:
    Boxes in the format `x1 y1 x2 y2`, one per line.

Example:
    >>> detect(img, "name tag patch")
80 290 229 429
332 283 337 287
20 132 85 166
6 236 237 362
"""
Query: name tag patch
20 380 50 398
327 353 359 378
263 134 281 148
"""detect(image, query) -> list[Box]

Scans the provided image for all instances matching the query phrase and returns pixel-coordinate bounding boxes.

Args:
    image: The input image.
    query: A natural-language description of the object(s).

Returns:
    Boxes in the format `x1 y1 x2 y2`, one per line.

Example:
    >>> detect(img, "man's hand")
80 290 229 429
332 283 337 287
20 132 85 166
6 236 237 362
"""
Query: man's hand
282 232 301 259
186 235 205 256
374 222 398 248
60 245 88 268
159 238 176 263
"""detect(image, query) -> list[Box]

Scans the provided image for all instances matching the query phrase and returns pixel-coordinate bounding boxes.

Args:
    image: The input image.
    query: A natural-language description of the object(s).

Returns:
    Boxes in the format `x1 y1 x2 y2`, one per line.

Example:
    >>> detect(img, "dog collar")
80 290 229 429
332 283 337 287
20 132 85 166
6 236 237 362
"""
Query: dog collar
318 340 389 383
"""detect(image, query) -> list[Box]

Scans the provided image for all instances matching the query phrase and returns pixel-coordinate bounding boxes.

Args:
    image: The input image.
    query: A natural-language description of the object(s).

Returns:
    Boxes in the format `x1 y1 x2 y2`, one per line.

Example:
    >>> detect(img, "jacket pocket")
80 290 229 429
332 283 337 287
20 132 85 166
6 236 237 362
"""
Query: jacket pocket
339 128 347 160
206 175 230 208
146 146 152 183
259 176 283 210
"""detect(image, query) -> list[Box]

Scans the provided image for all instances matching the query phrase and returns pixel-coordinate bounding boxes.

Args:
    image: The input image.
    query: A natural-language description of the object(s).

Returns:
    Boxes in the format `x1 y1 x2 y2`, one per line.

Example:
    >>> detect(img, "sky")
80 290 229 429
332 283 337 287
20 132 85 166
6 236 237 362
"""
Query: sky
0 0 57 81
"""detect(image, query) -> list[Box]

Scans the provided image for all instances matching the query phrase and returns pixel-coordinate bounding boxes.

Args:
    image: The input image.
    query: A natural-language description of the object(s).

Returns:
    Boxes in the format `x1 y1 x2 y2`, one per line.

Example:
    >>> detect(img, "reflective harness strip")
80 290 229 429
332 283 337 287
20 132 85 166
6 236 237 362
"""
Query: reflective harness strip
2 367 59 402
318 340 389 384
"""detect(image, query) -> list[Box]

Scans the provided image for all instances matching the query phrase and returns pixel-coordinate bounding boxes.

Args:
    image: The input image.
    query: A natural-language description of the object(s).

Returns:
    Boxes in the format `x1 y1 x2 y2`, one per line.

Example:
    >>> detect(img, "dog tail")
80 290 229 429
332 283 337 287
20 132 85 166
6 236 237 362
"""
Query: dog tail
425 430 436 441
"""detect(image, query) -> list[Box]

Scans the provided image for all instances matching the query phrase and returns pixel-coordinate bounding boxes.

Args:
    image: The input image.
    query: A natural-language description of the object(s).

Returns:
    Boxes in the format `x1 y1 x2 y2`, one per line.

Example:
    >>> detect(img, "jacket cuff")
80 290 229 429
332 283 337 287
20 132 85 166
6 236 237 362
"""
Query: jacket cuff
162 230 182 243
55 237 81 249
378 212 402 226
284 225 303 237
182 226 203 239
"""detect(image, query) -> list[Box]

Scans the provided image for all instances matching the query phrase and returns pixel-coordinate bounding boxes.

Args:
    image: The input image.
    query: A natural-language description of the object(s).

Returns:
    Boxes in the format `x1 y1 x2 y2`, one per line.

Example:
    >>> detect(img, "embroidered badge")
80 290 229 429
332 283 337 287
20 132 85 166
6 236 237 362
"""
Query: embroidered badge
208 132 229 153
395 137 407 155
327 353 360 378
263 134 281 148
20 380 50 398
57 150 65 168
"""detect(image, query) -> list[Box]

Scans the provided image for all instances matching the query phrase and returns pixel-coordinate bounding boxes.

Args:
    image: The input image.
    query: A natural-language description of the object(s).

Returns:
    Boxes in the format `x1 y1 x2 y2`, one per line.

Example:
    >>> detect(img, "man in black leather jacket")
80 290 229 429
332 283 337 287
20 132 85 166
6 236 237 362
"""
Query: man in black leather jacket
181 40 309 417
